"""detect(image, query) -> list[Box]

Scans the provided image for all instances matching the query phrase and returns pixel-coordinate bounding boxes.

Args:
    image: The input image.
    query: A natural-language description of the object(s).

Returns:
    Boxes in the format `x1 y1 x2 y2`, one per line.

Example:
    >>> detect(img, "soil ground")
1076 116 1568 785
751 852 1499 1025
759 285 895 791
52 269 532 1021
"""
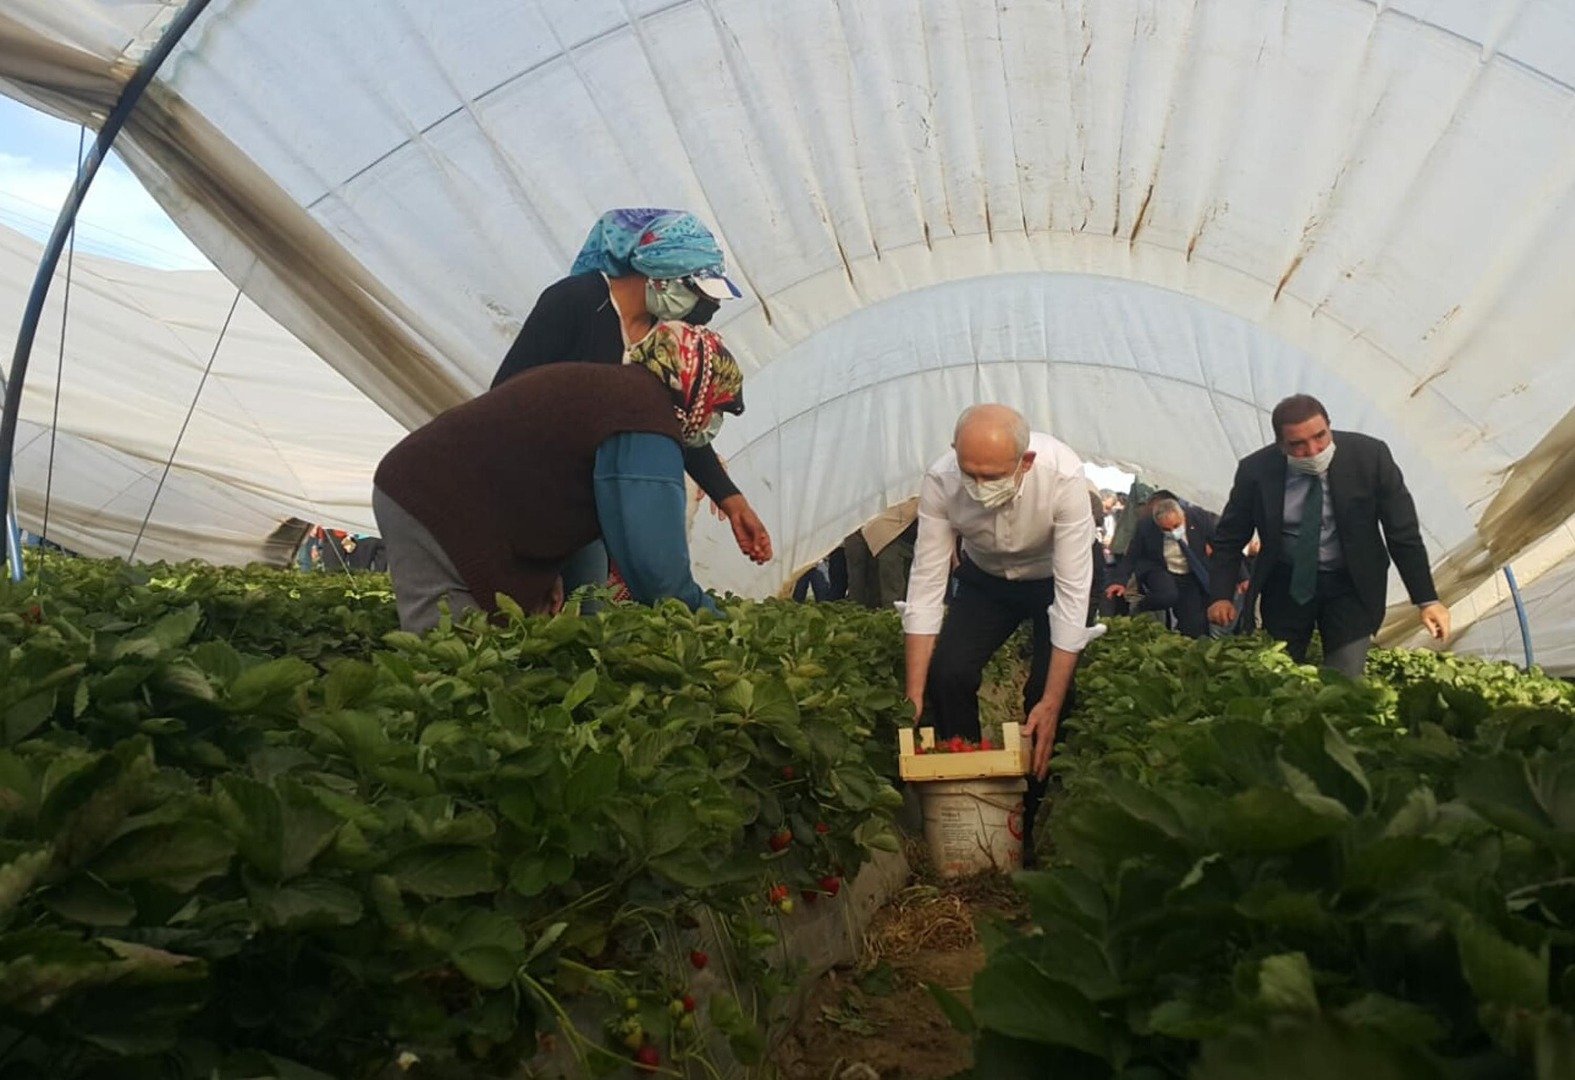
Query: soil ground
770 845 1024 1080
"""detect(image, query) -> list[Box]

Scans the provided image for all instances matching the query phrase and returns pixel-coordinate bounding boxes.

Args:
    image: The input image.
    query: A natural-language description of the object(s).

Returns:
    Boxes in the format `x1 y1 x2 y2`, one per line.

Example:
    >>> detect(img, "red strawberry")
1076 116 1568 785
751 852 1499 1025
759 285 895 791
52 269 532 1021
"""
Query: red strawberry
768 829 792 852
767 883 789 904
814 821 830 835
634 1043 661 1072
818 875 842 897
947 737 966 753
914 745 926 755
781 765 796 780
979 737 994 751
690 949 708 970
681 994 696 1013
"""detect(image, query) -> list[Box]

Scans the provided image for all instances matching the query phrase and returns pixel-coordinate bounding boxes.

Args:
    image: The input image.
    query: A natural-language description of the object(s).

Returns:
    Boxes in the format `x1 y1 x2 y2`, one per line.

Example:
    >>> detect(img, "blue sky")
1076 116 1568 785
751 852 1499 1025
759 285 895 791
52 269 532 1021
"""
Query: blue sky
0 95 209 270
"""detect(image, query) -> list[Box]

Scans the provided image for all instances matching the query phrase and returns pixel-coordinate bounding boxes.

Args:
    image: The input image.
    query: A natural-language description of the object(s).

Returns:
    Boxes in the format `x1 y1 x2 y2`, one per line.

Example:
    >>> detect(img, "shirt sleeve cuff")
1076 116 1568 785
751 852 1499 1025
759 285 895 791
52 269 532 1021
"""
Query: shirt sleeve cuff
1049 618 1108 653
896 601 945 636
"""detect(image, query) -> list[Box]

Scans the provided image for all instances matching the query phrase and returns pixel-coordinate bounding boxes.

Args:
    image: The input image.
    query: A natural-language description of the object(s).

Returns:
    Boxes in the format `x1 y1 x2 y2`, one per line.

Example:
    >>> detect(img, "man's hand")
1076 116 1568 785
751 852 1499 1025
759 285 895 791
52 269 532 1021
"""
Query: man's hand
1207 599 1237 626
717 495 772 564
1236 579 1250 596
1104 583 1126 600
905 692 924 724
1419 602 1451 642
1024 698 1062 780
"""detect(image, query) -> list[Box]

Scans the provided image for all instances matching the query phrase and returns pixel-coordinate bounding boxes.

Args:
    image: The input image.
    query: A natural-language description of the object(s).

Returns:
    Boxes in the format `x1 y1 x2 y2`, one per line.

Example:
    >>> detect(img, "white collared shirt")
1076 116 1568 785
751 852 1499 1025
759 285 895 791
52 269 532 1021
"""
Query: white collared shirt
899 432 1097 651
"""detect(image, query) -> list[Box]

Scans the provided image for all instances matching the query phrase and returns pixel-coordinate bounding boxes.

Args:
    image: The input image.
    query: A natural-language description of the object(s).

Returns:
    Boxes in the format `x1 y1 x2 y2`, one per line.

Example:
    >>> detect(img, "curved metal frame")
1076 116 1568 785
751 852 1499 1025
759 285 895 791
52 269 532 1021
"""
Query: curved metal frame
0 0 215 581
1502 564 1536 670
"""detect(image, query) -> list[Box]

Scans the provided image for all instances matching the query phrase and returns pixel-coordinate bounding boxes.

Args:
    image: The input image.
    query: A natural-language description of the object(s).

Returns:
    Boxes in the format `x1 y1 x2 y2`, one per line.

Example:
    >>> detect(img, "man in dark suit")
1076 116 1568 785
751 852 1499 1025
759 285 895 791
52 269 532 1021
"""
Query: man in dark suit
1107 497 1218 638
1206 394 1450 677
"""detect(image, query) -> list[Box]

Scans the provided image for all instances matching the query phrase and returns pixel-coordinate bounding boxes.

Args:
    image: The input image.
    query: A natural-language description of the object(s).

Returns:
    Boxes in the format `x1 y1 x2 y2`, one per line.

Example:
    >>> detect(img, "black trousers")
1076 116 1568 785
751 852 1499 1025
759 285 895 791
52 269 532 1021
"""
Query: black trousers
1259 561 1373 671
1136 567 1209 638
925 559 1078 860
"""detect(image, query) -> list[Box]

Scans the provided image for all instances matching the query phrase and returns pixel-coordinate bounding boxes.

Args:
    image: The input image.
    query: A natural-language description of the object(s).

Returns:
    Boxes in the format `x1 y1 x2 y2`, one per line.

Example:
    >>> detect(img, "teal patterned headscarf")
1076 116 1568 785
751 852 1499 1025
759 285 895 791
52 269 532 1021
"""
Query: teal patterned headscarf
569 208 736 289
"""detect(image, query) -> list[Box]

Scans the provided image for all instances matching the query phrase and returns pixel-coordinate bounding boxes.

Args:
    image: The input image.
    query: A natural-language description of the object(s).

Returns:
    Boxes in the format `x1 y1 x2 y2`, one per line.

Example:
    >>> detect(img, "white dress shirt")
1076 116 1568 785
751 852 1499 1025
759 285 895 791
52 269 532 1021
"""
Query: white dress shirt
900 432 1098 651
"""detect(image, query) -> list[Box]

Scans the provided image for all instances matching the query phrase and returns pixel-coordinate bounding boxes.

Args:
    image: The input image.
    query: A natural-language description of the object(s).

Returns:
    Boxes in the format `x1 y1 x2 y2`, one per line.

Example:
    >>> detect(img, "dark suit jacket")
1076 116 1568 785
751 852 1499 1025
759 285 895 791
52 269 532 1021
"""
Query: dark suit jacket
1208 431 1437 633
1113 505 1218 586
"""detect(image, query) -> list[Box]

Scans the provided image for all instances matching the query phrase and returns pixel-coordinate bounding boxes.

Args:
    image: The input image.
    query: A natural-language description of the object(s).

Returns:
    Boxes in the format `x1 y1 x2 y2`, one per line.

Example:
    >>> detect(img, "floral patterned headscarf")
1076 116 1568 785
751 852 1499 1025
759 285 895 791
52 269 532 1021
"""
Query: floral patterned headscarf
625 322 745 445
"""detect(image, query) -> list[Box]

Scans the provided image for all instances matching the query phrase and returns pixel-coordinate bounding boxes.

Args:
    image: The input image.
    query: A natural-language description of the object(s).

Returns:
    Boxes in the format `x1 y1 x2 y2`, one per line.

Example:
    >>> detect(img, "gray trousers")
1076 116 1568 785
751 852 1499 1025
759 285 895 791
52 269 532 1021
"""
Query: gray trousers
371 487 480 633
845 533 914 610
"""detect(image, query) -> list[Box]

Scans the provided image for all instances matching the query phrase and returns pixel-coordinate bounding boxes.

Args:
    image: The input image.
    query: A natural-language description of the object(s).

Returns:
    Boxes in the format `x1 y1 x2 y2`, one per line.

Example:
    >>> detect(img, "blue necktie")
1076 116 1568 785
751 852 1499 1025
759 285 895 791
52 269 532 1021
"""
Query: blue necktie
1178 538 1210 591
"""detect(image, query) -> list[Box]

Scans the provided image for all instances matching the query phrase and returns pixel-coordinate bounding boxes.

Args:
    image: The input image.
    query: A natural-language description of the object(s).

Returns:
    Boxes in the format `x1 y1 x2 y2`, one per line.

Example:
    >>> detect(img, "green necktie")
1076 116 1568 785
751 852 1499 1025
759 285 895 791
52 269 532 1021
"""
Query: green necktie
1289 474 1323 604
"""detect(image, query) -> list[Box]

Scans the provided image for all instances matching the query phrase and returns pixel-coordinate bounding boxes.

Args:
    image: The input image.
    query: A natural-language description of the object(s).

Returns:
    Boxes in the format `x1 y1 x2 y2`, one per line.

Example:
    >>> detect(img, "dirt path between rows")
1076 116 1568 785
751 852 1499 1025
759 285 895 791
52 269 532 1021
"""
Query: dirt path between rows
771 852 1023 1080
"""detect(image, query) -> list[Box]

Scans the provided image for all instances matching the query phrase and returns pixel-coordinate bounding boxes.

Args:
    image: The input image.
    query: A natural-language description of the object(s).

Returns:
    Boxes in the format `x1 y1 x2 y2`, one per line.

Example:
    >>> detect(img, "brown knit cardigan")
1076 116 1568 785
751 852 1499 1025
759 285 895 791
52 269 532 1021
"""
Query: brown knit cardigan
374 362 680 613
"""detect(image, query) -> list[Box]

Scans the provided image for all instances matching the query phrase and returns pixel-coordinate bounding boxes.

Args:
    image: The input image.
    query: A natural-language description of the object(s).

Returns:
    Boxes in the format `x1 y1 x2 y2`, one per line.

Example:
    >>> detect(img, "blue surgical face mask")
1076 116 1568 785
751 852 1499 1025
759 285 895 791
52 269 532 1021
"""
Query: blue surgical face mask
645 278 700 321
1167 525 1186 541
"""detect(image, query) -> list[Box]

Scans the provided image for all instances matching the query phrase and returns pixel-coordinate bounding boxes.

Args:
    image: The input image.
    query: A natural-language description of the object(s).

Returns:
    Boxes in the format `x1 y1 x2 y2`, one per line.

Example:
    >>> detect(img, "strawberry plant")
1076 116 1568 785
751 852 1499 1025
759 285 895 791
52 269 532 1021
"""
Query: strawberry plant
956 620 1575 1079
0 558 910 1078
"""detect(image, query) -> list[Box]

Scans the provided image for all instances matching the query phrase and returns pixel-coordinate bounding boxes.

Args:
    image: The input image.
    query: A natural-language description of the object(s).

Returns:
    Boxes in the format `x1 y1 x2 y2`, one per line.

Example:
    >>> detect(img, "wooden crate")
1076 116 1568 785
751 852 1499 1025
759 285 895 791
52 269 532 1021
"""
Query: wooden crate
898 722 1031 781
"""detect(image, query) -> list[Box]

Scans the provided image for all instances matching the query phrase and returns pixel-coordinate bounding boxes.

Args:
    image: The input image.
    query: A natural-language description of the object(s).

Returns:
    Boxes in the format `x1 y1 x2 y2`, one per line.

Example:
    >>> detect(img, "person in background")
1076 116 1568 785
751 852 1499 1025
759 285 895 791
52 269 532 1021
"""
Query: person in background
492 209 771 590
1206 394 1450 677
899 404 1102 865
1087 486 1112 626
374 323 742 633
844 497 921 610
792 557 840 602
1107 496 1218 638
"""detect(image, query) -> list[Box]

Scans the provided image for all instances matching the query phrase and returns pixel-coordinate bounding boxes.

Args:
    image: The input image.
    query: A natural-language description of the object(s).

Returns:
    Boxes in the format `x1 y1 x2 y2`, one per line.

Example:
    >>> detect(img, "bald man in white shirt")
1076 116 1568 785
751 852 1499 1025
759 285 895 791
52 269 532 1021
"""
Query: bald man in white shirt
901 406 1103 852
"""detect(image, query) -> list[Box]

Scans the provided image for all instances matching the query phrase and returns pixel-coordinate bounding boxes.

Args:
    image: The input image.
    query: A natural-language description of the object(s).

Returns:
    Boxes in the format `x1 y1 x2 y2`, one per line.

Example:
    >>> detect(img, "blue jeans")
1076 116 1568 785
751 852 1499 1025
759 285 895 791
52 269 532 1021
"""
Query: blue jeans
593 433 717 614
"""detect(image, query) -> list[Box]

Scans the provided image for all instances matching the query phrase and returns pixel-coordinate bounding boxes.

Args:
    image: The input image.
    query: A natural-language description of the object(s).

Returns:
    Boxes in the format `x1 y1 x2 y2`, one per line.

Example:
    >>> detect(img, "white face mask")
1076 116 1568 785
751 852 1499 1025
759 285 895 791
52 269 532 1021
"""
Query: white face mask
1166 525 1186 541
1287 440 1336 476
645 278 700 321
963 462 1022 509
681 411 724 449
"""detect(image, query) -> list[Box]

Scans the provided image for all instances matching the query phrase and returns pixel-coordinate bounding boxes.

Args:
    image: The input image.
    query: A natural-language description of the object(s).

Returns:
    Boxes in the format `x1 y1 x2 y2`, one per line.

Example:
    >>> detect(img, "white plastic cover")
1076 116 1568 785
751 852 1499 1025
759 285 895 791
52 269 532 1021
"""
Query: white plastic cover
2 1 1574 664
0 224 405 563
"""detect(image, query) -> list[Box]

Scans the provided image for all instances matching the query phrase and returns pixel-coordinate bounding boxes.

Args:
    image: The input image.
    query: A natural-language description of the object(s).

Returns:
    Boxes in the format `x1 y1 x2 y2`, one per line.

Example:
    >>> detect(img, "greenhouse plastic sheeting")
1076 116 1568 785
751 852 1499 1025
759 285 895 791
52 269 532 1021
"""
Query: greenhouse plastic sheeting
2 0 1574 647
0 224 405 563
1447 559 1575 677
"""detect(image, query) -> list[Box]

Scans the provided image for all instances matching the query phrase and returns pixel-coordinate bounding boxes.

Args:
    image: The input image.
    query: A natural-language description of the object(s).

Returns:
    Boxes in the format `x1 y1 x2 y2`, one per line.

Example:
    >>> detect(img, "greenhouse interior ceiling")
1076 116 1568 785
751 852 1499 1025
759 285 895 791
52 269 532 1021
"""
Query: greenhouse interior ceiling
2 0 1573 668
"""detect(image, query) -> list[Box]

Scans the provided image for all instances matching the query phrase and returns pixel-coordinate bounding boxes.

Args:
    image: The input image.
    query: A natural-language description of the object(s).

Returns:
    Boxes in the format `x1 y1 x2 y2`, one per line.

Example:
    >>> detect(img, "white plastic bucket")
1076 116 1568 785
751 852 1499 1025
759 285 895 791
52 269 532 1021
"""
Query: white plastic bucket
918 777 1027 878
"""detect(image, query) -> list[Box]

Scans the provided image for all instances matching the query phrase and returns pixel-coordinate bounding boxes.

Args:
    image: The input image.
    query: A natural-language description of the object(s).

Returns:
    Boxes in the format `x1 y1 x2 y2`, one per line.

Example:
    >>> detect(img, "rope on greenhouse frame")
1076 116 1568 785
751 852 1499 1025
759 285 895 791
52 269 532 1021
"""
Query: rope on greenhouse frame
128 287 242 563
38 125 88 587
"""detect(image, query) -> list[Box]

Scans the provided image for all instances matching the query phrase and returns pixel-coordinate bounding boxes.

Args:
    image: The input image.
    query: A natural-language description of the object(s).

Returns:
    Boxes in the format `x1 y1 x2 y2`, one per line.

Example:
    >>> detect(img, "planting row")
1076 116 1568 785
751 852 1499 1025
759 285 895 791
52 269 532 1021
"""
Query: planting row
1 560 908 1078
959 619 1575 1079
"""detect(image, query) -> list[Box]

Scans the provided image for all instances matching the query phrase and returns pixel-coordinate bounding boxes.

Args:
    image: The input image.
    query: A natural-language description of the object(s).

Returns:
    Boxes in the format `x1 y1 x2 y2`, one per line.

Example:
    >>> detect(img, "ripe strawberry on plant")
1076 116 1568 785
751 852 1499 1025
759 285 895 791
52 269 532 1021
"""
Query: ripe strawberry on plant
818 875 841 897
689 949 708 970
814 821 830 835
767 884 789 904
780 765 796 780
634 1043 661 1072
768 828 792 852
